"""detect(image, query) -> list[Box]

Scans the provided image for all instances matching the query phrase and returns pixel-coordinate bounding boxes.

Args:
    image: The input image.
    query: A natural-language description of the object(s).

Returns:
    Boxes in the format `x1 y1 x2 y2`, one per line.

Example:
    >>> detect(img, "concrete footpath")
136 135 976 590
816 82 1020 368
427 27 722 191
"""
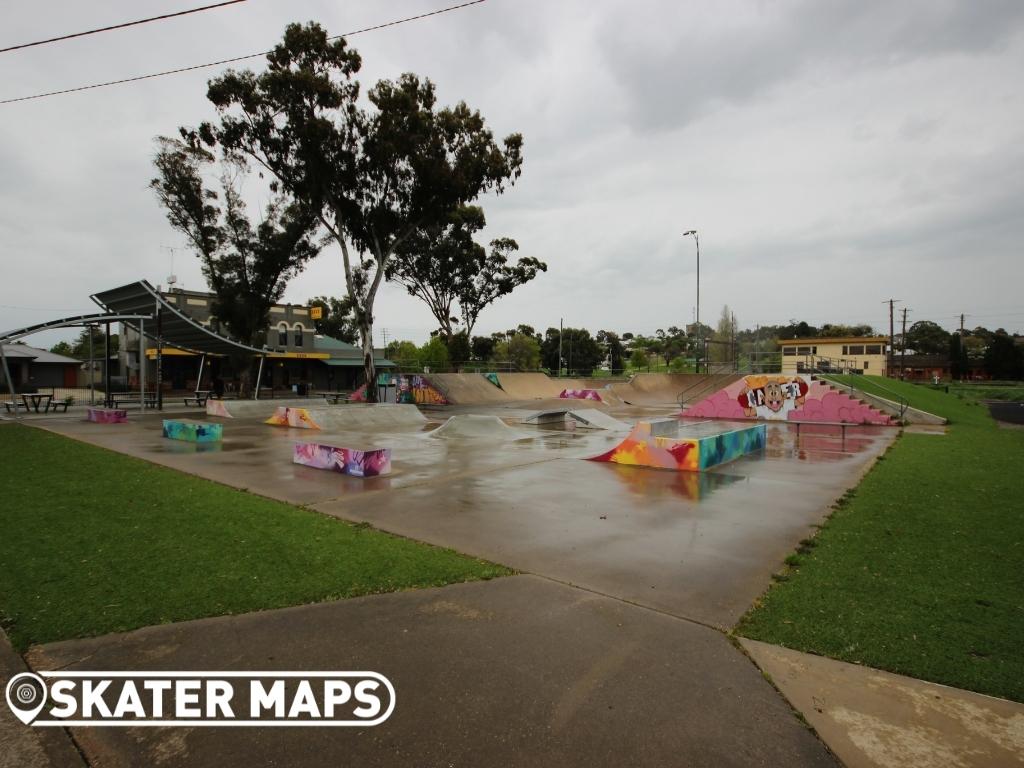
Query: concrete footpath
0 629 83 768
27 576 837 768
742 639 1024 768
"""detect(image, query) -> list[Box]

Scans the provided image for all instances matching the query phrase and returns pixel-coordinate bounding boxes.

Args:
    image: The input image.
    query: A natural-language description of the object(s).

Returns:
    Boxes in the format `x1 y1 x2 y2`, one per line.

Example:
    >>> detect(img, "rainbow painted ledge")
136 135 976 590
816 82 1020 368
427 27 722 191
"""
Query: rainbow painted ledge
162 419 224 443
589 419 765 472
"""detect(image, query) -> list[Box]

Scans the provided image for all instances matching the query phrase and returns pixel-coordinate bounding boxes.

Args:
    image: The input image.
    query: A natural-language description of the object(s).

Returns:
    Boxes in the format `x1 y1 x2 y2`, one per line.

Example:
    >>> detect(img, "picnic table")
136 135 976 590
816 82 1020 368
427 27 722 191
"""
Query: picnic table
21 393 52 413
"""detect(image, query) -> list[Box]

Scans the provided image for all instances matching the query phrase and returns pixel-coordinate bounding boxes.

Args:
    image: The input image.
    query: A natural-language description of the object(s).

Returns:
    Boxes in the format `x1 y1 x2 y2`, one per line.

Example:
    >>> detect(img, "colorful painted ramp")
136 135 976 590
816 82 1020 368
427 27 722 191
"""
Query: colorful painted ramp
589 419 765 472
683 375 895 425
293 443 391 477
265 407 322 429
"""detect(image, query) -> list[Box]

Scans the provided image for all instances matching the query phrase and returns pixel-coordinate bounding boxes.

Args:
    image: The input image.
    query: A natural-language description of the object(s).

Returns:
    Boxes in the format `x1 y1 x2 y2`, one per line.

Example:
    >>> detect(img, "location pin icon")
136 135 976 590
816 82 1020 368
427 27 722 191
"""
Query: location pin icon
5 672 48 725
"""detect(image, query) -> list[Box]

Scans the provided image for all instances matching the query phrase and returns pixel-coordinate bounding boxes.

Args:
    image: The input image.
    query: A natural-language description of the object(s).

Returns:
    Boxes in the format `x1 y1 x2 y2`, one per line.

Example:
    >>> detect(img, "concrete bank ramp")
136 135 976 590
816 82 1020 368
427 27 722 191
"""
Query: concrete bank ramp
429 414 533 440
522 409 630 431
497 373 583 400
314 404 428 431
612 373 711 405
211 400 428 430
427 374 512 404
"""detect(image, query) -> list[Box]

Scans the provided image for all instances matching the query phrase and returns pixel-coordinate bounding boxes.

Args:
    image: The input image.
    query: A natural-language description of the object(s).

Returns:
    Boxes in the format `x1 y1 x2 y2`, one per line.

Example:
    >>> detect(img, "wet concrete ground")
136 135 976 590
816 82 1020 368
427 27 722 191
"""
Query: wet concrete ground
35 406 895 628
20 404 900 766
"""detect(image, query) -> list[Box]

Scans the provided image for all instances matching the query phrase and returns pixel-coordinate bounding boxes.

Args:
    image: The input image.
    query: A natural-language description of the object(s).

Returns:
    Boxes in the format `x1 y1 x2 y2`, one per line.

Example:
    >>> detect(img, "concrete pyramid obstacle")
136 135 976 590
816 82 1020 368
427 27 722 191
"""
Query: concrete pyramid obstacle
683 374 895 425
429 414 533 440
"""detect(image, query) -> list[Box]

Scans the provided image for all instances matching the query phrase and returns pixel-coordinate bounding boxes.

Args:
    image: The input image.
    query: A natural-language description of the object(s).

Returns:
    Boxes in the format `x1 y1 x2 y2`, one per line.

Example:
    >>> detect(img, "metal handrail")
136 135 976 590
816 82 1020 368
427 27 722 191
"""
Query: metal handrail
818 372 909 419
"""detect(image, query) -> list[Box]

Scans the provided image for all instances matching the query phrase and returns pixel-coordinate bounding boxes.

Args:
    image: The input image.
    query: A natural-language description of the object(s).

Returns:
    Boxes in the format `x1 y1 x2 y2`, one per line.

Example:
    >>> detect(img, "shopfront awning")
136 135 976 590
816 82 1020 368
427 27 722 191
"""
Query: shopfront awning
323 358 395 367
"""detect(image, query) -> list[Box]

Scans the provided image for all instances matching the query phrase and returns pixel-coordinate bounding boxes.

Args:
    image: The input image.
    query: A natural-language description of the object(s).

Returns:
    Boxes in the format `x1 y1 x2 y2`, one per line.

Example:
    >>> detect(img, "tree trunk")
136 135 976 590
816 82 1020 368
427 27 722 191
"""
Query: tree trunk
360 323 377 403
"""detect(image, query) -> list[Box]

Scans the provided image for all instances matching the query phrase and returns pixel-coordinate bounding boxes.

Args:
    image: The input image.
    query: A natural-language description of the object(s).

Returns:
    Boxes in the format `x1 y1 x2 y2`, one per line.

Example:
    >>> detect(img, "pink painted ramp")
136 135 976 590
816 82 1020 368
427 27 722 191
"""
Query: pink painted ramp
684 375 894 425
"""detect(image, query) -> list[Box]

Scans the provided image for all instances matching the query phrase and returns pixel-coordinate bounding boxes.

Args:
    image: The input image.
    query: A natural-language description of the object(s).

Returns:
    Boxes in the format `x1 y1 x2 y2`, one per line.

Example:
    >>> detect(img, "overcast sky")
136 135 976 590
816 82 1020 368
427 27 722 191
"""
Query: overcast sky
2 0 1022 349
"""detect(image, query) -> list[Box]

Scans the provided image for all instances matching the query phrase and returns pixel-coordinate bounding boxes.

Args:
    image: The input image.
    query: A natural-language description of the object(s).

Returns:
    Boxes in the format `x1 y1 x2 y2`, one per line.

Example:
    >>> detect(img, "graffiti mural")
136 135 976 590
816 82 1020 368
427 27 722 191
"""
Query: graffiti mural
205 399 233 418
589 421 765 472
684 375 894 425
397 375 449 405
163 419 223 443
293 442 392 478
485 372 501 388
560 388 603 402
265 407 322 429
87 408 127 423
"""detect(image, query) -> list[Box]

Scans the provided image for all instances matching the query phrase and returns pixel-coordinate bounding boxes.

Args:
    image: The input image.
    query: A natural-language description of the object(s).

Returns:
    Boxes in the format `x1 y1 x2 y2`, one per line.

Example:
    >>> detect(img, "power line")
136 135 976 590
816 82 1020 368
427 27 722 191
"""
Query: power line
0 1 248 55
0 0 488 106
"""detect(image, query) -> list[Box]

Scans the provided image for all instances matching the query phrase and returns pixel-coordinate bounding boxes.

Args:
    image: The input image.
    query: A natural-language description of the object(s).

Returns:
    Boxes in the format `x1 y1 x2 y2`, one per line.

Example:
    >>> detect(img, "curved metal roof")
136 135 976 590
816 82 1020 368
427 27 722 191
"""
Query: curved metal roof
91 281 267 357
0 312 151 345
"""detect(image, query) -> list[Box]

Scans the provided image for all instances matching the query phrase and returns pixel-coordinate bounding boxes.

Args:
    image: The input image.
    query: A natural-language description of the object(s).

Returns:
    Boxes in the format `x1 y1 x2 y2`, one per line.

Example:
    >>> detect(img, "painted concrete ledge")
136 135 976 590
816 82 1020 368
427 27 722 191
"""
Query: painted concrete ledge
740 638 1024 768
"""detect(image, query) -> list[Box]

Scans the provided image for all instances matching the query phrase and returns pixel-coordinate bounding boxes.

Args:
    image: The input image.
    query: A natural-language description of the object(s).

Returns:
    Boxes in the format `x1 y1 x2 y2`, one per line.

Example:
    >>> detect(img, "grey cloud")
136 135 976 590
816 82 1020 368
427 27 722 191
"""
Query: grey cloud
604 0 1024 133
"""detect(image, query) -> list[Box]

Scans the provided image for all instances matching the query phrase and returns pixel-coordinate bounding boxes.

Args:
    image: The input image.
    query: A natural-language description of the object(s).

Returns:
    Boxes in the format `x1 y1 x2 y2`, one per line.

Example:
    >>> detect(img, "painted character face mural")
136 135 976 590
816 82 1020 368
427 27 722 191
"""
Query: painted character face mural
737 376 809 420
762 381 787 412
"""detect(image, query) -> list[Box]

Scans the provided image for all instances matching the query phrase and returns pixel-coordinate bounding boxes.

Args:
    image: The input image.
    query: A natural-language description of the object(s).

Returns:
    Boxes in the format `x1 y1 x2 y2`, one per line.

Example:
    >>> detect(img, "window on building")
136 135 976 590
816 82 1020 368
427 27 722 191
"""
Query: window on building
783 347 796 356
848 345 865 355
294 324 304 347
864 361 869 370
797 346 812 355
866 344 882 355
277 323 288 346
842 345 848 355
796 361 806 372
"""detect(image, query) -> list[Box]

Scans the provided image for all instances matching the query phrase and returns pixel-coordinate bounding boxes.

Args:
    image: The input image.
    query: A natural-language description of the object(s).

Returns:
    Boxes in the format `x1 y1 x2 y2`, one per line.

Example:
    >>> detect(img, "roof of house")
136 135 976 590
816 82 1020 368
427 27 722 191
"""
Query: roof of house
1 344 80 364
313 334 360 351
778 336 889 346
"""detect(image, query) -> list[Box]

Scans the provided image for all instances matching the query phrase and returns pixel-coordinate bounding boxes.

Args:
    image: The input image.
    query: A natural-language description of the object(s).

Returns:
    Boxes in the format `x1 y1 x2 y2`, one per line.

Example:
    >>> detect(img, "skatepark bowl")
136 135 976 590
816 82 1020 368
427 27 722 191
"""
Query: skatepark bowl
34 391 898 628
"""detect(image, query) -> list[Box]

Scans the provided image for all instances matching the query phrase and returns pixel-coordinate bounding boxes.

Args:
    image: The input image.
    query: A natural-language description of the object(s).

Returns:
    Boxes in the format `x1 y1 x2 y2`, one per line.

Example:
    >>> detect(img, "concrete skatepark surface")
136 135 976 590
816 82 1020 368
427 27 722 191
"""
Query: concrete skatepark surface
16 399 910 766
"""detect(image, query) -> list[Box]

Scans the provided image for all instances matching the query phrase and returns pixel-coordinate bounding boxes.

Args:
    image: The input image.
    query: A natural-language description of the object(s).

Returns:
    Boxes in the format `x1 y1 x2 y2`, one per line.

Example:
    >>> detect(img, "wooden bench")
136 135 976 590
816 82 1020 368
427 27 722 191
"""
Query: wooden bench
323 392 352 405
49 400 71 413
3 401 28 413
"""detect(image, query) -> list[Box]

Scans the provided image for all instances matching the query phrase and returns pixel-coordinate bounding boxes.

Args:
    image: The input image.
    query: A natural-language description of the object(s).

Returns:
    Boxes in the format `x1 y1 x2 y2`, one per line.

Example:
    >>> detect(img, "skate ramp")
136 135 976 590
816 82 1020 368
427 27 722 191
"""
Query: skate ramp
426 373 512 405
496 372 582 400
609 374 709 405
315 404 429 431
205 399 328 419
429 414 533 440
522 409 630 431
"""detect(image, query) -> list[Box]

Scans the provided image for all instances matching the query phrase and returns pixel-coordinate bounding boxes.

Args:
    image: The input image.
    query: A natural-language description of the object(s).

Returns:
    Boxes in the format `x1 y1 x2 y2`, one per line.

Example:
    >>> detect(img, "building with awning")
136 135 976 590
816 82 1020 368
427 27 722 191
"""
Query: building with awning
93 281 393 394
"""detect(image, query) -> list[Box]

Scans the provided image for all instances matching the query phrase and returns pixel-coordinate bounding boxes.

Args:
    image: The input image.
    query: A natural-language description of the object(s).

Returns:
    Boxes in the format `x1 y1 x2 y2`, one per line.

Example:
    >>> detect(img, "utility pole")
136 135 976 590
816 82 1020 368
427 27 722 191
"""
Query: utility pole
883 298 900 378
959 313 966 382
899 307 910 380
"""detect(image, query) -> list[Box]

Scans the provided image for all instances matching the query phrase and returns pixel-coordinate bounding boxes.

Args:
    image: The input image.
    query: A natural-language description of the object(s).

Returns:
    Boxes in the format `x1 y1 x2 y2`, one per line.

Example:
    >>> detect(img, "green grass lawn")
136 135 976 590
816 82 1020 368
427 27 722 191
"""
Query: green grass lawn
737 377 1024 702
0 424 510 651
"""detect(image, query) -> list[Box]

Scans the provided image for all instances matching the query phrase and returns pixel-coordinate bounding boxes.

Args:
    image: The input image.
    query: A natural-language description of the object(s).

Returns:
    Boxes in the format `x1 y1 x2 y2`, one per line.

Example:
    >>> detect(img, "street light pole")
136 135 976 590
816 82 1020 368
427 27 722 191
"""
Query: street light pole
683 230 700 373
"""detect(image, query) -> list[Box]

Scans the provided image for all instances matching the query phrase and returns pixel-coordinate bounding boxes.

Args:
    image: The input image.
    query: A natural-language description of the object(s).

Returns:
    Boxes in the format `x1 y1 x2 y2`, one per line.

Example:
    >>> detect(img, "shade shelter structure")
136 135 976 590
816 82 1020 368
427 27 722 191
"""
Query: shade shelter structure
0 312 152 417
90 280 271 404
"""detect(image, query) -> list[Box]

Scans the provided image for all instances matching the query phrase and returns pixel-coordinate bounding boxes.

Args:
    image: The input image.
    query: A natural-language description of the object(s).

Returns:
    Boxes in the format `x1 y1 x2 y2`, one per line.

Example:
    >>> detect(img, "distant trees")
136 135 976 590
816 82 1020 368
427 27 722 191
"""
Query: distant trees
539 327 603 375
597 330 625 374
983 331 1023 380
905 320 950 355
491 333 541 371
